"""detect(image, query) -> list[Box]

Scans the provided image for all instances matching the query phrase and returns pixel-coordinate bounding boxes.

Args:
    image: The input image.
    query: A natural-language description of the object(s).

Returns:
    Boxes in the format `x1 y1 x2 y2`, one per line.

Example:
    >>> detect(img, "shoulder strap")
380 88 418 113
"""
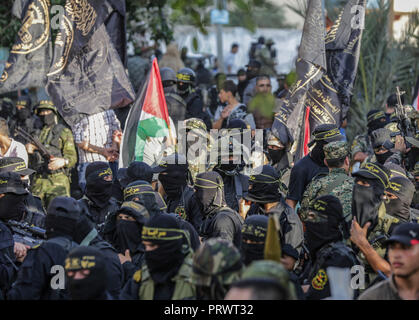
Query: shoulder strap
318 174 348 196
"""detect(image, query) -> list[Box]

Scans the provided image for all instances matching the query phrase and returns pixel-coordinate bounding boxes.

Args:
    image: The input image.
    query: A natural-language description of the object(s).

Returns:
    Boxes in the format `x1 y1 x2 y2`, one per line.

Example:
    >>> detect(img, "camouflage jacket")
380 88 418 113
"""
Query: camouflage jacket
300 168 354 224
351 133 373 160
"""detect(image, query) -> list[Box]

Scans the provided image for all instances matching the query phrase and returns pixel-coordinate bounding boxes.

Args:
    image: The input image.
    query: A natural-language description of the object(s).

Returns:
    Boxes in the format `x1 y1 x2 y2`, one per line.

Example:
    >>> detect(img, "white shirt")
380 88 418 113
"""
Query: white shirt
224 52 238 75
0 139 29 166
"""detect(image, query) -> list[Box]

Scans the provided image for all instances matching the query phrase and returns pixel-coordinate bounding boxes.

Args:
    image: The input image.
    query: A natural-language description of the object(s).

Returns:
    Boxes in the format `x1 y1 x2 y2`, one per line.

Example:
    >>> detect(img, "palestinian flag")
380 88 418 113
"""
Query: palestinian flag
120 58 171 166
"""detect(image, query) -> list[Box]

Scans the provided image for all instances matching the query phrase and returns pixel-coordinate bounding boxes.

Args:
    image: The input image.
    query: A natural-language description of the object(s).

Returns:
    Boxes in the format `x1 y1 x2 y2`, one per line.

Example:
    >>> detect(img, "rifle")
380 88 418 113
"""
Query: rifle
8 220 46 248
15 127 53 160
394 86 416 145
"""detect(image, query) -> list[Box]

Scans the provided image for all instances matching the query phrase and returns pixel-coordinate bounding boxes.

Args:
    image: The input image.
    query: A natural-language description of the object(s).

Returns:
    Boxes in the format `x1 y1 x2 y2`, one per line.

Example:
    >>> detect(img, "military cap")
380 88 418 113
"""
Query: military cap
15 96 31 109
352 162 390 188
152 153 188 173
160 67 177 83
324 141 349 161
0 172 28 195
367 110 386 124
308 124 343 147
386 176 415 205
35 100 57 114
65 246 106 272
192 238 243 287
183 118 207 132
117 201 150 225
305 195 343 223
118 161 153 188
0 157 35 176
371 128 394 149
241 260 297 299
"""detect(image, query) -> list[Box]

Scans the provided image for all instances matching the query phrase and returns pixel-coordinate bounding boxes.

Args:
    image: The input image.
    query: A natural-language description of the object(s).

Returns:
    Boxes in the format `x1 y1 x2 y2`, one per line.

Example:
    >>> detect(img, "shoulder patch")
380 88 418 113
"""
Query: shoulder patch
311 268 328 290
133 269 142 283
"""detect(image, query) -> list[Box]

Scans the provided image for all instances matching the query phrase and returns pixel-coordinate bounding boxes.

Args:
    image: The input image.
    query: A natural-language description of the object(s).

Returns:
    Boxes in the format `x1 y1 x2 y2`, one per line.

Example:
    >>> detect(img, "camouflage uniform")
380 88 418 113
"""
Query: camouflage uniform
30 101 77 209
241 260 297 300
300 141 354 228
192 238 243 299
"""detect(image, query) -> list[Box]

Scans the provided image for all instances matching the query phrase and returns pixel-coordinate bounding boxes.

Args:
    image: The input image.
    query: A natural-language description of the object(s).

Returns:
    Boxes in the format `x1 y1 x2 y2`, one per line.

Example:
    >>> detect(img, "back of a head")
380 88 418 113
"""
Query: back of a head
222 80 237 96
46 197 81 239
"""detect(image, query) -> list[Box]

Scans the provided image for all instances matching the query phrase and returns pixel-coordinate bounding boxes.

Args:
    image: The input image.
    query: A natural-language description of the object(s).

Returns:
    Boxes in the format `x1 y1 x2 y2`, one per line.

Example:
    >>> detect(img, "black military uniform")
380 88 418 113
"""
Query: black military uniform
77 162 120 231
301 195 359 300
153 154 203 231
287 124 343 206
0 220 16 299
9 97 42 145
195 171 244 248
161 67 186 131
6 197 80 300
244 165 304 253
102 201 150 283
177 68 212 130
0 158 46 227
72 214 124 298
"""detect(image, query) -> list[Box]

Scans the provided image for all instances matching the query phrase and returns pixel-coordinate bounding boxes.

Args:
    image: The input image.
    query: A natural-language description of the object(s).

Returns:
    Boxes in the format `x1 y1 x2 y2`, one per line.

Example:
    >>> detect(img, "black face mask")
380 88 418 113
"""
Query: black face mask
115 220 142 255
385 198 410 222
159 171 187 199
241 242 265 265
40 113 56 126
217 163 240 175
375 151 393 165
86 179 113 207
305 221 335 258
145 239 185 283
352 182 383 232
268 148 286 165
17 108 31 121
0 193 26 221
67 259 107 300
177 83 191 96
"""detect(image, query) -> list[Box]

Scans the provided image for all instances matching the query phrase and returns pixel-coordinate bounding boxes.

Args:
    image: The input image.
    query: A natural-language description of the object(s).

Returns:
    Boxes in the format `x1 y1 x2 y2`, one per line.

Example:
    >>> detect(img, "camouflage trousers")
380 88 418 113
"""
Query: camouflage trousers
31 173 70 209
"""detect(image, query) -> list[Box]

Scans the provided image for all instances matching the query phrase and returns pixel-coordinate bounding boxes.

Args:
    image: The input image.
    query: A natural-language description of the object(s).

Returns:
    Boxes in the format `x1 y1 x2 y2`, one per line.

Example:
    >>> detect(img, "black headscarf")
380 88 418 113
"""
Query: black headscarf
304 195 344 259
65 247 108 300
45 197 80 239
124 180 161 217
385 176 415 222
158 165 188 200
194 171 226 216
85 162 113 208
245 165 281 204
241 215 268 265
142 213 189 284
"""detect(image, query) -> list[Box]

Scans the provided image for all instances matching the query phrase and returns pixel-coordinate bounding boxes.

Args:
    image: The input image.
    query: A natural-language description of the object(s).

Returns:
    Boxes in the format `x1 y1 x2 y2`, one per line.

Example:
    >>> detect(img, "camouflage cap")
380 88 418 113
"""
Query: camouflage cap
367 110 386 124
371 128 394 149
35 100 58 114
184 118 207 132
241 260 297 300
192 238 243 287
324 141 349 161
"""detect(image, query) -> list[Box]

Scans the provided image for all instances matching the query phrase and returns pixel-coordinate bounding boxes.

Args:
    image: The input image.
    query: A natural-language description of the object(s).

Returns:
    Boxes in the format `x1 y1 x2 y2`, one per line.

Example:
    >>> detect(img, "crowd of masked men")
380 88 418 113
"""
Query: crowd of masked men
0 58 419 300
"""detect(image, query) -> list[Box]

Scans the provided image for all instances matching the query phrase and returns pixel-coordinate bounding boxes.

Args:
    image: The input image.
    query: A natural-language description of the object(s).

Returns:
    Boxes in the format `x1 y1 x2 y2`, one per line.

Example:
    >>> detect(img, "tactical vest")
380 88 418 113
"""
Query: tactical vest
39 124 66 158
136 253 196 300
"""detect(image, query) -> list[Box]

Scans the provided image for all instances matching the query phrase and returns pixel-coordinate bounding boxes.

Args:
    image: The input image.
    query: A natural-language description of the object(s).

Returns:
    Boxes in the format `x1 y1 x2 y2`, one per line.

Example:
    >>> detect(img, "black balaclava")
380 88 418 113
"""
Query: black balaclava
375 151 393 165
246 165 282 204
115 205 149 255
194 171 226 216
17 108 31 121
158 165 188 200
45 197 80 239
268 148 286 165
0 193 26 221
352 178 384 232
73 214 97 245
304 195 344 259
142 213 188 284
241 215 268 265
39 111 56 127
65 246 108 300
124 180 161 217
385 176 415 222
367 110 387 135
85 162 113 207
371 128 394 165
